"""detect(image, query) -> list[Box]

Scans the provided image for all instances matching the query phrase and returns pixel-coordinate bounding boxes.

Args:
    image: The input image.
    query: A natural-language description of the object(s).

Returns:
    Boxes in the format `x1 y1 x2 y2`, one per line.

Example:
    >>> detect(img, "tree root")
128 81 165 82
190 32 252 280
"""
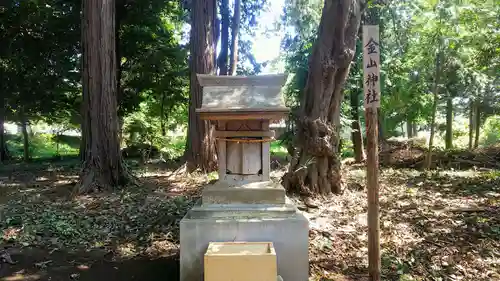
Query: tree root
283 117 343 195
73 160 138 195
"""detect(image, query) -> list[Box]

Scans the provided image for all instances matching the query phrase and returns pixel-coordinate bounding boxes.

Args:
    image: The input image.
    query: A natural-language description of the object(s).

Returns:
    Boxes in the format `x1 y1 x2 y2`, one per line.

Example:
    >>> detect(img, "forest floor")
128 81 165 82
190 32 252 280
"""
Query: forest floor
0 160 499 281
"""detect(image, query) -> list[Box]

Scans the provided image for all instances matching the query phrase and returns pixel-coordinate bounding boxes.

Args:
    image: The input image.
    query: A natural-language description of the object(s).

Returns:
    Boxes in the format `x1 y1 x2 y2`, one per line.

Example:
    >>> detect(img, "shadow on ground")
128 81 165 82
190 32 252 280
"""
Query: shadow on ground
0 247 179 281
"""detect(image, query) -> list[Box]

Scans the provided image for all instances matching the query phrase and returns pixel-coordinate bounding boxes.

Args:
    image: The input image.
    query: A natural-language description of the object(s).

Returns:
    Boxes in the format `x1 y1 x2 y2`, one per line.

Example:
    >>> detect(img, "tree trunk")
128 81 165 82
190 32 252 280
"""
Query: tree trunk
445 96 453 149
77 0 131 194
21 115 29 163
468 100 474 150
283 0 363 195
406 118 413 138
184 0 218 172
412 123 417 138
350 88 365 162
425 51 442 170
116 0 125 146
474 101 480 149
229 0 241 75
160 91 166 137
218 0 230 75
56 133 60 156
426 93 438 170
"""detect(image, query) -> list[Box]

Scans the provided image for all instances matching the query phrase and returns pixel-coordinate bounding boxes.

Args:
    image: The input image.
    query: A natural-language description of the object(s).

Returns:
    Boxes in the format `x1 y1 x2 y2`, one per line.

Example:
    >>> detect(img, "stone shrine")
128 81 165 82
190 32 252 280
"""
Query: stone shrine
180 74 309 281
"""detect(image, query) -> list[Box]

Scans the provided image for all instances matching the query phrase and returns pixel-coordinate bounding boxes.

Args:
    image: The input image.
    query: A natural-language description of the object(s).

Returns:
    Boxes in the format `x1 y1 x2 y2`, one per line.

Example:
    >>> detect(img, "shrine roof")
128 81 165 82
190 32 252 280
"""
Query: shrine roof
195 74 289 120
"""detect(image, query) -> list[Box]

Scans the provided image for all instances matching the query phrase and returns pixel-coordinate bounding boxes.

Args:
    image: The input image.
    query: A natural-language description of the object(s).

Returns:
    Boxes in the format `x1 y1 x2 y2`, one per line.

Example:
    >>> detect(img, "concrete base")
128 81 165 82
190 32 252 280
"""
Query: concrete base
180 210 309 281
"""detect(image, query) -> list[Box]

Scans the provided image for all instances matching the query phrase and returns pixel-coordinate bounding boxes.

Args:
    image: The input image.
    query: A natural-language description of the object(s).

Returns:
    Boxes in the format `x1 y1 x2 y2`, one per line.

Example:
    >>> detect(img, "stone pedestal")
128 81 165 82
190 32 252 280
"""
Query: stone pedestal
180 195 309 281
179 74 309 281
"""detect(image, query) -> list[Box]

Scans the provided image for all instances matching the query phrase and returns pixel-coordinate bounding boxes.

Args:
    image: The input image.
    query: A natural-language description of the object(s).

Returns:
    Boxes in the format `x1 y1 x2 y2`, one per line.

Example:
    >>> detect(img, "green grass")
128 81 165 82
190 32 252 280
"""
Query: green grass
158 136 185 159
5 133 80 160
269 140 356 159
270 141 288 158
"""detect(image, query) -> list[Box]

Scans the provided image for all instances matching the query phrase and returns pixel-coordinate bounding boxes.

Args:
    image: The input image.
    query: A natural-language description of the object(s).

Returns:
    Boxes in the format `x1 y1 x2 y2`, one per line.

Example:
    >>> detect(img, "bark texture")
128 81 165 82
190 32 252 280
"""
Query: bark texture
425 52 442 170
218 0 230 75
406 119 413 138
21 118 29 163
350 88 365 162
474 101 480 149
229 0 241 75
283 0 363 195
160 91 166 137
185 0 218 172
445 96 453 149
77 0 130 193
468 100 474 150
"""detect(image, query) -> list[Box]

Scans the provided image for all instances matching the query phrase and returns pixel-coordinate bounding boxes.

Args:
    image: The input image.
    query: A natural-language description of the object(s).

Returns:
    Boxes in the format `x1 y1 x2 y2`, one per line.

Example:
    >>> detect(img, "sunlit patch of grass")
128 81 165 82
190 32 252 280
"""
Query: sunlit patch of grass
484 170 500 180
270 141 288 158
6 133 79 160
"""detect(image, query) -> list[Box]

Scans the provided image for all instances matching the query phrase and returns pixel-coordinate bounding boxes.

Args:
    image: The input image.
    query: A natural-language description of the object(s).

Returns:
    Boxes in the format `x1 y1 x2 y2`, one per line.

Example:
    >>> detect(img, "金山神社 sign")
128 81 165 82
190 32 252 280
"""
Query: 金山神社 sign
363 25 381 108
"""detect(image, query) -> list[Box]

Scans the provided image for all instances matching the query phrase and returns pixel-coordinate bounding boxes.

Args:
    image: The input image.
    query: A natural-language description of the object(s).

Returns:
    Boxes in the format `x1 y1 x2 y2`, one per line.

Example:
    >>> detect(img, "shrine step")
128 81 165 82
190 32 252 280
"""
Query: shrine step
186 204 298 219
202 181 286 205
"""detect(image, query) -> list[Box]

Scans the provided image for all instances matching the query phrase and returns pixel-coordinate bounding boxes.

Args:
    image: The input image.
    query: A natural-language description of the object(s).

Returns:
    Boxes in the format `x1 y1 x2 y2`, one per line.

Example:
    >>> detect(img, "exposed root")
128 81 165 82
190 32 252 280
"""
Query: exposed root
283 117 344 195
73 161 137 195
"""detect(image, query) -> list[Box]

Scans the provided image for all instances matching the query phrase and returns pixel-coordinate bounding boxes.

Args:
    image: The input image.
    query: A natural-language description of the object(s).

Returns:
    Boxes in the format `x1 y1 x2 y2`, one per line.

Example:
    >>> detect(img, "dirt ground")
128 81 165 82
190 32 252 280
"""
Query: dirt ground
0 160 499 281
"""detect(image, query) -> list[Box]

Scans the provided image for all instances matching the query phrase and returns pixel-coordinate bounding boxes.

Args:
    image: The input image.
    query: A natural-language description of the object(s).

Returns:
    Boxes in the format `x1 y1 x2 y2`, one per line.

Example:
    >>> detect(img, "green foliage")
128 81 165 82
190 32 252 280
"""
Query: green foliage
0 0 81 126
279 0 498 151
6 133 80 159
341 139 355 158
117 0 189 118
480 115 500 146
270 141 288 158
123 102 187 160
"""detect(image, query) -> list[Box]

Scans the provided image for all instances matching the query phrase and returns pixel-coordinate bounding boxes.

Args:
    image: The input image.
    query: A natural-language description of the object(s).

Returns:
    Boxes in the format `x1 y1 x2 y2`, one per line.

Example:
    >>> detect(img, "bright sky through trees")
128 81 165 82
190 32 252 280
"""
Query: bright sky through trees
250 0 285 73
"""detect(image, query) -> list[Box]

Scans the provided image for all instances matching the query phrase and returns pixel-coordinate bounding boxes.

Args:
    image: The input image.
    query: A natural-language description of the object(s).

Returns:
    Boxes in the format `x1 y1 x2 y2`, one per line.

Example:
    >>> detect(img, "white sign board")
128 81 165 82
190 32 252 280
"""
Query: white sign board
363 25 381 108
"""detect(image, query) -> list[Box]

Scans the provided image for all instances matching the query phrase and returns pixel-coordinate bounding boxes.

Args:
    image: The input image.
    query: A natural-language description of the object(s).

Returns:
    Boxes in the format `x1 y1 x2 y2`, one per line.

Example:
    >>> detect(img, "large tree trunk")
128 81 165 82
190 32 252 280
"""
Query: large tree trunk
77 0 131 194
445 96 453 149
218 0 230 75
184 0 218 172
350 88 365 162
406 118 413 138
468 100 474 150
283 0 362 195
229 0 241 75
474 101 480 149
160 91 166 137
425 51 442 170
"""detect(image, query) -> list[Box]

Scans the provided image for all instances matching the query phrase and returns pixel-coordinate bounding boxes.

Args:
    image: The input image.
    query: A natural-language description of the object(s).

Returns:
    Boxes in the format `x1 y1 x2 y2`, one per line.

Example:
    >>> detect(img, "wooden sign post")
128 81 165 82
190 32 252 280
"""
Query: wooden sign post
363 25 381 281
